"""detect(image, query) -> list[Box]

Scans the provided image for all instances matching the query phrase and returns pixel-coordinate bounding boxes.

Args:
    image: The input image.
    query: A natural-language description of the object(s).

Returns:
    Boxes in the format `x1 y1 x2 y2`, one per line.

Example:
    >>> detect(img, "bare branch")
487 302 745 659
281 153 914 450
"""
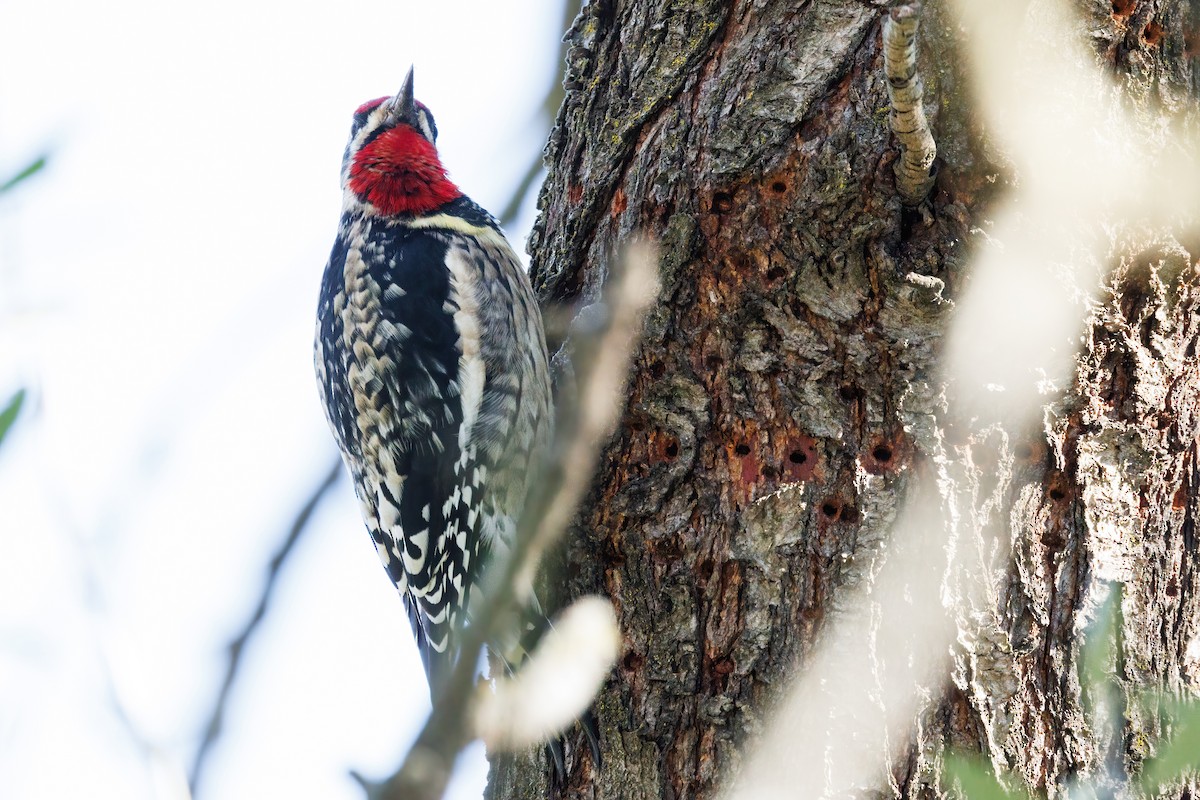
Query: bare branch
497 157 546 230
370 244 659 800
102 651 193 800
884 3 937 205
189 458 343 797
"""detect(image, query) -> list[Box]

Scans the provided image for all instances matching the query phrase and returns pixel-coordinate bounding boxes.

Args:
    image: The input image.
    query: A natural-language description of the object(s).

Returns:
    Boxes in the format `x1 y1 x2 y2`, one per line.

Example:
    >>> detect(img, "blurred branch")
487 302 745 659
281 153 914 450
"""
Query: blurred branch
189 458 343 797
0 156 47 195
0 389 25 449
102 657 193 800
943 752 1027 800
497 158 547 230
1140 696 1200 792
366 244 659 800
497 0 581 228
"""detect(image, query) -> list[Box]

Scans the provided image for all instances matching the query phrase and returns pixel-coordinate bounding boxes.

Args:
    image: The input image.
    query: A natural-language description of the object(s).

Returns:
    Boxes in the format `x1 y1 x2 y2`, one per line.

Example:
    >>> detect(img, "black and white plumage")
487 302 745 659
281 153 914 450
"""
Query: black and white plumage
314 70 552 693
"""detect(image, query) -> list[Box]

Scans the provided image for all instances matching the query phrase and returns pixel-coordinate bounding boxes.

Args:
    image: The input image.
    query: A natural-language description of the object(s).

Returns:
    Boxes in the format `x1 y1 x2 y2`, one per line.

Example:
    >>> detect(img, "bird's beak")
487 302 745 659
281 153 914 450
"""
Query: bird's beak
387 67 417 124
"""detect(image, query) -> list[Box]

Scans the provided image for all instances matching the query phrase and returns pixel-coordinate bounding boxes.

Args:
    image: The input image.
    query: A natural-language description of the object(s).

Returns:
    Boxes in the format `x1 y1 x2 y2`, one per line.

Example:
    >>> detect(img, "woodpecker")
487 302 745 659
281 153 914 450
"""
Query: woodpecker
314 69 553 695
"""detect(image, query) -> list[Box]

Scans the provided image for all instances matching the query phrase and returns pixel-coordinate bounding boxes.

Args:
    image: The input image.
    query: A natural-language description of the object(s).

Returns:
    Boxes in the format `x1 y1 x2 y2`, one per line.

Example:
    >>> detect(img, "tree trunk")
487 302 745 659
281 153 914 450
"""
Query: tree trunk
487 1 1200 798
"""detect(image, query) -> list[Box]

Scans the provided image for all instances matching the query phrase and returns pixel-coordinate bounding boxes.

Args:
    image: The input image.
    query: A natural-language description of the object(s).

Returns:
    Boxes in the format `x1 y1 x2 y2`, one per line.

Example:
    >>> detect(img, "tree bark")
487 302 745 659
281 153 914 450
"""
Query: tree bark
487 1 1200 798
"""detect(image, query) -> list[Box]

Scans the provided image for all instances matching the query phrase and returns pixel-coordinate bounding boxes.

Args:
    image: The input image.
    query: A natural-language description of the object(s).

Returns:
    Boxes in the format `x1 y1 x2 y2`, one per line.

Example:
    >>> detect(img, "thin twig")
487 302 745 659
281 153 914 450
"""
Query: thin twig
188 458 343 797
497 157 547 230
884 4 937 205
370 245 659 800
102 659 193 800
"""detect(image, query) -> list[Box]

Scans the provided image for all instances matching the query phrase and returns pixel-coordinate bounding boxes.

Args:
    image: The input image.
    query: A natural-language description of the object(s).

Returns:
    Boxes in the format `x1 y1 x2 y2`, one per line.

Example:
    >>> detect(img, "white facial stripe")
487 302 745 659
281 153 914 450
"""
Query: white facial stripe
417 109 435 142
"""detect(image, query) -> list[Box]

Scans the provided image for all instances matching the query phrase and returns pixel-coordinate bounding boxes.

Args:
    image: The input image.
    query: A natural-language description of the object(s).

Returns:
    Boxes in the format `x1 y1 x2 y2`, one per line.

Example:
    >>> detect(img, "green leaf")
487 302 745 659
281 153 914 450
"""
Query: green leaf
943 753 1024 800
0 156 46 194
0 389 25 448
1140 699 1200 790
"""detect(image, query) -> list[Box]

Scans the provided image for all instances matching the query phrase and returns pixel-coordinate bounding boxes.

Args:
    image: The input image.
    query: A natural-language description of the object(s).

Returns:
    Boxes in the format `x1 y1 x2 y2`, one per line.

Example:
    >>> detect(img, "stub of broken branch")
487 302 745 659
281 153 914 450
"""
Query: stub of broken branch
884 4 937 205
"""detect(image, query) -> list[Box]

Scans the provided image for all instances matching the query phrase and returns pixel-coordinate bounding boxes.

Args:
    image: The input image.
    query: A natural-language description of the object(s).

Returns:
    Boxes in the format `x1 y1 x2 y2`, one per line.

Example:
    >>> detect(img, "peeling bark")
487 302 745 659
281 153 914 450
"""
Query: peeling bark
486 1 1200 798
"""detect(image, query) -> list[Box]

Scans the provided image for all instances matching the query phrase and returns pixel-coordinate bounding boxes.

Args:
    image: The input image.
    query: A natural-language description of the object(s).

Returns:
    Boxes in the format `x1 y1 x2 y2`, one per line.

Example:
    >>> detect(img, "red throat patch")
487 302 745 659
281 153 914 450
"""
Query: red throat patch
348 126 462 216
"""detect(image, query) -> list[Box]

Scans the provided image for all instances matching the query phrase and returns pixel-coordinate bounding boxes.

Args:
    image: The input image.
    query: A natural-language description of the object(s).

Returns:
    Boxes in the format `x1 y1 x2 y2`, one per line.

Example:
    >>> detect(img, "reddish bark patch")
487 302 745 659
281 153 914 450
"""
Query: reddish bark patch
820 499 843 520
1112 0 1137 20
727 248 769 280
698 727 716 778
1047 472 1073 504
1041 519 1067 550
648 533 684 562
625 423 681 469
691 332 726 379
659 434 680 463
1173 485 1188 510
725 423 821 503
568 183 583 204
705 562 743 667
611 187 628 216
861 432 908 475
726 420 764 502
736 447 758 485
783 435 818 482
1144 21 1164 46
727 253 753 279
1015 437 1049 465
815 495 860 529
710 190 734 214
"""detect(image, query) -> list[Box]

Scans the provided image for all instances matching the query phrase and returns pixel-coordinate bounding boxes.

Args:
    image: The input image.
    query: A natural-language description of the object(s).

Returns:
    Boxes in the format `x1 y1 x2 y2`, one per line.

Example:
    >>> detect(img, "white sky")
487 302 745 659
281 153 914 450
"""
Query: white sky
0 1 561 798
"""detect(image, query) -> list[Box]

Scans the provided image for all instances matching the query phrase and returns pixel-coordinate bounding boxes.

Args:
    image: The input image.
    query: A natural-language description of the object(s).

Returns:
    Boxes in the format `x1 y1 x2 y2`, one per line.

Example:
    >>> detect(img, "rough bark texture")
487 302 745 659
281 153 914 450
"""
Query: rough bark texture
486 1 1200 798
